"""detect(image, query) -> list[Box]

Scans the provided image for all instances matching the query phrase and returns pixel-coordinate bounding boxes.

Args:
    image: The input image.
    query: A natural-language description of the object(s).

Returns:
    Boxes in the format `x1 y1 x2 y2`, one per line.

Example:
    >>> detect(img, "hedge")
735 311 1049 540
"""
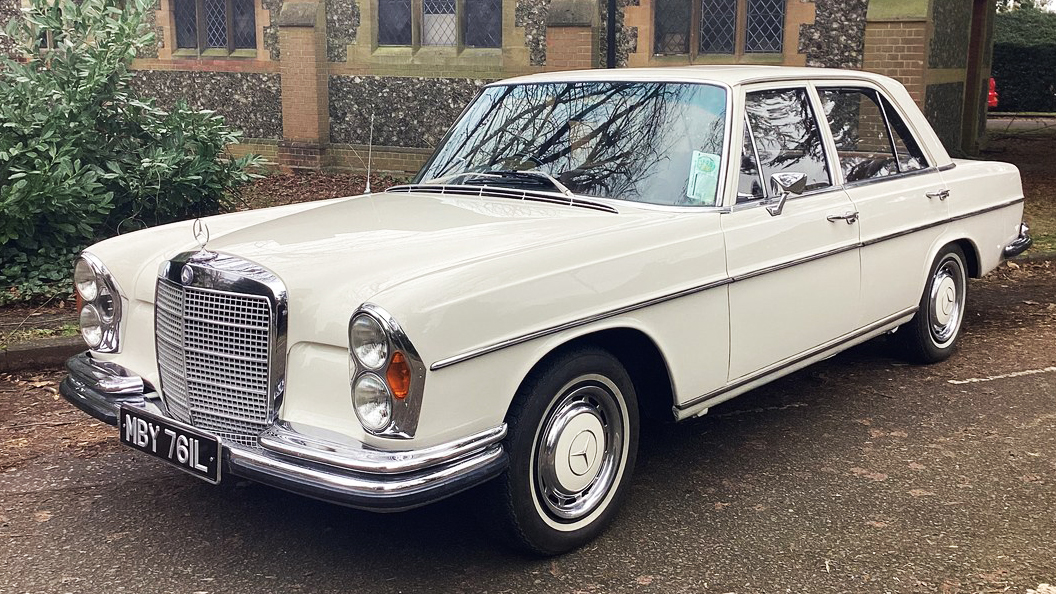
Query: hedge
991 43 1056 112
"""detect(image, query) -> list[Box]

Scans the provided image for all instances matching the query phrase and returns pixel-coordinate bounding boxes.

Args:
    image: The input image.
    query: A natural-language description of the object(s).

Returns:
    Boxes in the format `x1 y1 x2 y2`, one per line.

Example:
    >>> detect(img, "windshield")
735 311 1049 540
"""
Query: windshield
415 81 729 207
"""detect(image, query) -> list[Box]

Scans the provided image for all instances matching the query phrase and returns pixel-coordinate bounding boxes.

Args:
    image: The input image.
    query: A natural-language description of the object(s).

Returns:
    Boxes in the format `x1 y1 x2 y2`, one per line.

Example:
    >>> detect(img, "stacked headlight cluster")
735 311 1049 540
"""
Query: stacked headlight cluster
348 305 421 437
73 253 122 352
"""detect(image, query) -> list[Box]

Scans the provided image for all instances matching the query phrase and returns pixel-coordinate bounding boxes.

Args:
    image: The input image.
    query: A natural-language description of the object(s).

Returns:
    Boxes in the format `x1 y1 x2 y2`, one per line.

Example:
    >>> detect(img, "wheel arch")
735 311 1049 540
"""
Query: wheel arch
950 237 982 278
511 327 677 424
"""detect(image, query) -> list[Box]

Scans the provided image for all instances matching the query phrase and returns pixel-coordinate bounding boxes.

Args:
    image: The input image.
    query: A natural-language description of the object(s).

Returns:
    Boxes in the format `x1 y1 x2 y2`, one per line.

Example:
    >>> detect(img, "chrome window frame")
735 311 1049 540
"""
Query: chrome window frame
731 82 839 209
811 80 936 188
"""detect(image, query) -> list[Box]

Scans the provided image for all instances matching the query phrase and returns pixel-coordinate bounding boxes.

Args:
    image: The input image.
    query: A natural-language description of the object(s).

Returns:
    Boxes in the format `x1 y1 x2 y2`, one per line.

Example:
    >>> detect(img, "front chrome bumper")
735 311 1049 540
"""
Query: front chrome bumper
60 352 509 511
1004 222 1033 259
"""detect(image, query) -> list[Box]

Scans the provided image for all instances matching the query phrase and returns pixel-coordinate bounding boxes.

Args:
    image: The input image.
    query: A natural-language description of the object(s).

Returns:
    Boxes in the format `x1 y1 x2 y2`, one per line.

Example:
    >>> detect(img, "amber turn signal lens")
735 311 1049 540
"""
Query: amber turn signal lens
386 352 411 400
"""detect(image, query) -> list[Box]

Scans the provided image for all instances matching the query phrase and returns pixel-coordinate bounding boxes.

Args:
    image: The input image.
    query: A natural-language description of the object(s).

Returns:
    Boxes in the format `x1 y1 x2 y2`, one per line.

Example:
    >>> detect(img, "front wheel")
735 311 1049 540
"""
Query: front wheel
896 244 968 363
488 347 639 555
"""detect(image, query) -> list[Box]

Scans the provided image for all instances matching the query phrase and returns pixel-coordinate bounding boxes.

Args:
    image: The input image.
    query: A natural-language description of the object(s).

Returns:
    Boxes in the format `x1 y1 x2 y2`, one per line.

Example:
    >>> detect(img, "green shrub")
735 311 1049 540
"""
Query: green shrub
0 0 263 304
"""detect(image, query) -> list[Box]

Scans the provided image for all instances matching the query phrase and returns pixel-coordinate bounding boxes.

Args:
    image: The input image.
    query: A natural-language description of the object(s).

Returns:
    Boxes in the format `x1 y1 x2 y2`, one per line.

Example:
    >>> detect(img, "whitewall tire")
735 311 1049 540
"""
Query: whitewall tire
488 347 639 555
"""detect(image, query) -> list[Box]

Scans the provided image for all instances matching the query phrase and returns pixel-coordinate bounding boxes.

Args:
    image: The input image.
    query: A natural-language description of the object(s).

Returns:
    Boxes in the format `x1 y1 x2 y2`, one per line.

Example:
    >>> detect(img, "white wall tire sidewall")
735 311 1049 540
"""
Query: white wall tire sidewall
926 250 967 351
527 374 631 533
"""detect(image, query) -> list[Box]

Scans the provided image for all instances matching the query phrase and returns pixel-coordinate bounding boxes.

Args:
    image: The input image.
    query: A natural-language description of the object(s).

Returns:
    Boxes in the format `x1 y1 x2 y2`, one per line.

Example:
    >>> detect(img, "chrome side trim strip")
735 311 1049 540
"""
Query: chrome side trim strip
429 277 734 371
259 422 507 474
860 197 1025 247
675 306 918 411
731 243 859 282
430 198 1024 371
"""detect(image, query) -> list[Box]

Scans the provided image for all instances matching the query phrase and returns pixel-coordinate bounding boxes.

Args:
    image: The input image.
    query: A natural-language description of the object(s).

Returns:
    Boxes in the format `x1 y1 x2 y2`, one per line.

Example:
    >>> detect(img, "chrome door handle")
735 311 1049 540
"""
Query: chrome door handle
926 189 950 201
826 211 859 224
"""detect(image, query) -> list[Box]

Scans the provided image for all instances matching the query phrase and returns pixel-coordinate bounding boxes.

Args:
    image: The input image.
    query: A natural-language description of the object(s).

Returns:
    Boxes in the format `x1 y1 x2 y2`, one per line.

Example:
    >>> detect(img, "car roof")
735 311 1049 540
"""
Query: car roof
493 65 895 88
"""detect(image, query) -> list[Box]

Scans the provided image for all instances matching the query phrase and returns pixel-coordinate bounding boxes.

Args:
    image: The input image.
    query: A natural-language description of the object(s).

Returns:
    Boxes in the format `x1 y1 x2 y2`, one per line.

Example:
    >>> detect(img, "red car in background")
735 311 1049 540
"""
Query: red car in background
988 77 999 109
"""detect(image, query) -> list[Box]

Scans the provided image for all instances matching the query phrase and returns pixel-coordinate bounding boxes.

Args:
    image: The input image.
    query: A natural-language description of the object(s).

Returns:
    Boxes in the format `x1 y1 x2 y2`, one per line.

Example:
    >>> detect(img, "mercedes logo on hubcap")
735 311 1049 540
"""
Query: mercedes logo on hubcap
568 430 599 476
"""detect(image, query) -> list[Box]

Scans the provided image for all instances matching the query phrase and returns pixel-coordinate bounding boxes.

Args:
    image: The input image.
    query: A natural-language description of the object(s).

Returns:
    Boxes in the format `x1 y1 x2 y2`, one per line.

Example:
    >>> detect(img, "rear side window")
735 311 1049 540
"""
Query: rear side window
743 88 833 198
819 87 928 183
879 93 928 172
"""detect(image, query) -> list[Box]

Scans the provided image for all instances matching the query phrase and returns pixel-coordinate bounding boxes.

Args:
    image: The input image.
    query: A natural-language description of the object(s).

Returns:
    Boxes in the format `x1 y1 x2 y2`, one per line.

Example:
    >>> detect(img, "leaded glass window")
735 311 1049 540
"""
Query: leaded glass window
656 0 786 57
744 0 784 53
699 0 736 54
378 0 412 45
464 0 501 48
422 0 456 46
654 0 691 54
377 0 500 48
173 0 256 52
174 0 198 49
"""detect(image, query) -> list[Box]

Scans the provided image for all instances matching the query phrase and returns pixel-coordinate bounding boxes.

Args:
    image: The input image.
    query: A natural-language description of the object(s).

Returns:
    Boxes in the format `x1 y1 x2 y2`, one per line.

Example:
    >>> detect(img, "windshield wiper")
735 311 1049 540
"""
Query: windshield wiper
424 169 575 198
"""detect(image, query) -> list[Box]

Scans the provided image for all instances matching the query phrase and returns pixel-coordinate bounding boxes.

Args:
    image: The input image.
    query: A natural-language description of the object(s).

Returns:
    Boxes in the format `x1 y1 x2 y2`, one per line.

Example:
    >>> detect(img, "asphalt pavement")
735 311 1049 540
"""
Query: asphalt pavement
2 263 1054 594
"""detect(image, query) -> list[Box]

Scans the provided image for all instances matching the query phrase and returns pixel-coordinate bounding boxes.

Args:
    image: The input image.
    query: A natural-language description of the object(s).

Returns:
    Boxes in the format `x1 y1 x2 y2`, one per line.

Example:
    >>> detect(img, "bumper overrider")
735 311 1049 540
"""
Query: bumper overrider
1004 222 1033 259
60 352 509 511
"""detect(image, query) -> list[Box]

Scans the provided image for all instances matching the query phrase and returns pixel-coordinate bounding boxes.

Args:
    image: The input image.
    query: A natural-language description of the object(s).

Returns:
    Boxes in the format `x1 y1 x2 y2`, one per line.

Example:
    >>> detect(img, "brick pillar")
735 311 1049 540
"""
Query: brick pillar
277 2 328 170
863 20 927 106
545 0 600 71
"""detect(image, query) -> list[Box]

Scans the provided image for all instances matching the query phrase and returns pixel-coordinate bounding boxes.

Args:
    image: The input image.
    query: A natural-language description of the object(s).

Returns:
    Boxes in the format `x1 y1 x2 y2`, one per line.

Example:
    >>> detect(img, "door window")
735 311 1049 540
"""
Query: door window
743 88 833 198
818 88 929 183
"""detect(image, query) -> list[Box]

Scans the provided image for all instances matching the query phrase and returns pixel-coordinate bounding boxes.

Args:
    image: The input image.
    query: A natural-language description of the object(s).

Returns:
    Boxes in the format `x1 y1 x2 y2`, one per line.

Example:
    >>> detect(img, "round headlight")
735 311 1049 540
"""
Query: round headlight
353 373 392 431
79 304 103 348
350 314 388 370
74 258 99 302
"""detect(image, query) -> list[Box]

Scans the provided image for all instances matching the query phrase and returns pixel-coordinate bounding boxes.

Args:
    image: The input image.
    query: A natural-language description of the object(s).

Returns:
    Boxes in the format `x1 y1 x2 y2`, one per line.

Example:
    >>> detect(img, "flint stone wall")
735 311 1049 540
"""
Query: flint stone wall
132 70 283 139
799 0 868 68
329 75 486 148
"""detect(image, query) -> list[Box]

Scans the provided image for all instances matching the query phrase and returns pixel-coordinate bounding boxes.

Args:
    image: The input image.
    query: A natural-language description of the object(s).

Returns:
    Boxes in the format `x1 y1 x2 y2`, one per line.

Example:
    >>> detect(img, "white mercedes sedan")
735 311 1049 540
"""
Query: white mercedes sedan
62 66 1031 555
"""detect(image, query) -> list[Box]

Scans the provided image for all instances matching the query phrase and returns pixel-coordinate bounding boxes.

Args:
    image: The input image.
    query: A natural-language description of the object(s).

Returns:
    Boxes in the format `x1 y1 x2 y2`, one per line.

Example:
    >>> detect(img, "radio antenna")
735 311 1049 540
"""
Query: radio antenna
365 112 375 194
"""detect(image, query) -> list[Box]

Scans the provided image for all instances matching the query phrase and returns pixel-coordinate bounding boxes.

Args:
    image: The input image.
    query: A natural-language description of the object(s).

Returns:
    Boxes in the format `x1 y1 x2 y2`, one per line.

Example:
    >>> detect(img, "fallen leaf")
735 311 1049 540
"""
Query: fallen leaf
714 502 731 510
866 520 889 528
908 462 926 470
636 576 655 585
33 511 52 523
851 468 888 481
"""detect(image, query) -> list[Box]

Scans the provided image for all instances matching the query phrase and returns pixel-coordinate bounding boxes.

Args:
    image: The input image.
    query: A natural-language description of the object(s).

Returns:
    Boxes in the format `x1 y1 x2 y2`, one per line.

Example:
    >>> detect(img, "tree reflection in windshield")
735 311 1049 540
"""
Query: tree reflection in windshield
417 82 728 206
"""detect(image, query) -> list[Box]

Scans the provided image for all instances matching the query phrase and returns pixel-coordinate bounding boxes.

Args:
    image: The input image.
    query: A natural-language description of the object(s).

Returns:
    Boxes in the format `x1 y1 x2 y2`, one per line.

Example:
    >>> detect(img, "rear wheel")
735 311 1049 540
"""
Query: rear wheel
488 347 639 555
896 244 968 363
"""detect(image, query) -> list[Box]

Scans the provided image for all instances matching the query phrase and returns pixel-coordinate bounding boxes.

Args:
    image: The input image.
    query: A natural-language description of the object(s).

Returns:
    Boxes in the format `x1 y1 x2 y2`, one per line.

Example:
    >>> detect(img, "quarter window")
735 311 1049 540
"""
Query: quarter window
378 0 501 48
174 0 257 53
654 0 785 56
741 88 832 199
819 88 928 183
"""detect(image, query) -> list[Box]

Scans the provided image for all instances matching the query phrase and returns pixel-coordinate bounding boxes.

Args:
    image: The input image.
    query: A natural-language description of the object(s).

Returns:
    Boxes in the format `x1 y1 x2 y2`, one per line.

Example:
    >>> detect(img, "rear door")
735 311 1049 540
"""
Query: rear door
814 83 950 326
721 85 862 381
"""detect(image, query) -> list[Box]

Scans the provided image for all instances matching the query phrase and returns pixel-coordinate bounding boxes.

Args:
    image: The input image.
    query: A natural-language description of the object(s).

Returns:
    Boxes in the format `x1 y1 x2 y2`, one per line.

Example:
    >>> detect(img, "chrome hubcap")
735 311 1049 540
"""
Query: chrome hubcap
929 258 964 345
535 378 624 521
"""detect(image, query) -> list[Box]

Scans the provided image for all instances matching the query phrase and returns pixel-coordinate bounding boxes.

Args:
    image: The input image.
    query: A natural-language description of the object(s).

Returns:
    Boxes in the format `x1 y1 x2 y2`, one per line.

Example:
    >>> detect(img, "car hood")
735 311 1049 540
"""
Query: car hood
90 190 675 344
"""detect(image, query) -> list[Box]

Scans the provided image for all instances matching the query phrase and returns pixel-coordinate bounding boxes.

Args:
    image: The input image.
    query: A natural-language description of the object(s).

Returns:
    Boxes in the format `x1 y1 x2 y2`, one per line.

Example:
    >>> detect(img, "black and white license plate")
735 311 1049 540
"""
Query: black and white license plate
119 405 221 484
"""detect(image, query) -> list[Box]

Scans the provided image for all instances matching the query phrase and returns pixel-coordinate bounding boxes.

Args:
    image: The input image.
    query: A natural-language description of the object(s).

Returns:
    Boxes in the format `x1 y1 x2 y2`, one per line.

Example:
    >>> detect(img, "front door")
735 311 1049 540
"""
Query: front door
722 86 862 381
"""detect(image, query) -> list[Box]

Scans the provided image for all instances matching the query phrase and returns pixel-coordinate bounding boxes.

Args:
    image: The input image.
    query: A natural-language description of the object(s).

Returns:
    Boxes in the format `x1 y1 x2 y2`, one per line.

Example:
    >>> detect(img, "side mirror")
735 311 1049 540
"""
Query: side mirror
766 172 808 216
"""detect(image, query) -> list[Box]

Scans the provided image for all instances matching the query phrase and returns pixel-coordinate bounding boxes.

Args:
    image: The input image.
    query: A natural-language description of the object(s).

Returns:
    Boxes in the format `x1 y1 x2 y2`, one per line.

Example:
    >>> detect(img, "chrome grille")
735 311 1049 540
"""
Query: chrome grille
156 278 273 447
